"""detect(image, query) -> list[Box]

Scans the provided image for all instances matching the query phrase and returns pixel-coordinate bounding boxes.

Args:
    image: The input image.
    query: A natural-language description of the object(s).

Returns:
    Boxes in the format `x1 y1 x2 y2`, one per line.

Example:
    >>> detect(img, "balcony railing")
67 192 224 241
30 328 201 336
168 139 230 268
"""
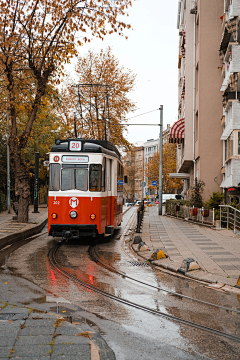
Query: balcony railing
221 43 240 92
219 205 240 233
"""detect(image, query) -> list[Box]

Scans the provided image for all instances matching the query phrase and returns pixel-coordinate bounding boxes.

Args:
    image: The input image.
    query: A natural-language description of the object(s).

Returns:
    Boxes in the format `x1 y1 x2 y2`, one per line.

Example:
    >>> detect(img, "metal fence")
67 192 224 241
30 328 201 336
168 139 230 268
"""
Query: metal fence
219 205 240 233
165 203 214 225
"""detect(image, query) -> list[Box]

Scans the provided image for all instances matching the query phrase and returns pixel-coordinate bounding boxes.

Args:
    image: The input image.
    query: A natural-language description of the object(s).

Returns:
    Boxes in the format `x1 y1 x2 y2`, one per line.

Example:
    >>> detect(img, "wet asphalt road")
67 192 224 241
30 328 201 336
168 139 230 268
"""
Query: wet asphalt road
1 207 240 359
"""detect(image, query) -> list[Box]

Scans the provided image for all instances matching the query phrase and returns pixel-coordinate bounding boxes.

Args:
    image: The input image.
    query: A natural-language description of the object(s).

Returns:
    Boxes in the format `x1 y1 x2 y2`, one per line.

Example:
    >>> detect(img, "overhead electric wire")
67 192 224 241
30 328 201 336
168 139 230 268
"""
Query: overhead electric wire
126 109 159 120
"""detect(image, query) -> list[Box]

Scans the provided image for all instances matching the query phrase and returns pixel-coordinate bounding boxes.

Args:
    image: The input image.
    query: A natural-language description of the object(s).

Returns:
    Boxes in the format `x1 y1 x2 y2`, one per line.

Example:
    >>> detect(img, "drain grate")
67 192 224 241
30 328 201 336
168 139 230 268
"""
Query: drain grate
127 261 149 267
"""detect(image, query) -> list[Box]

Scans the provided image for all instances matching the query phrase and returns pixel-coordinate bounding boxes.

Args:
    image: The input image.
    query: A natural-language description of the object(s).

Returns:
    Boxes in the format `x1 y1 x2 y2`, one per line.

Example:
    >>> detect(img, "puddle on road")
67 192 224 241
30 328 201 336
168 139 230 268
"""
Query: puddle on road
2 210 240 360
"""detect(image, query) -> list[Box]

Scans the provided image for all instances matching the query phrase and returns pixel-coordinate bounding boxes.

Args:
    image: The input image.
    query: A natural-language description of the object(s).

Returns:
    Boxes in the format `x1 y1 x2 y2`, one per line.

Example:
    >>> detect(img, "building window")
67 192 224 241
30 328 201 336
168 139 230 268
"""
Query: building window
238 131 240 155
228 133 234 158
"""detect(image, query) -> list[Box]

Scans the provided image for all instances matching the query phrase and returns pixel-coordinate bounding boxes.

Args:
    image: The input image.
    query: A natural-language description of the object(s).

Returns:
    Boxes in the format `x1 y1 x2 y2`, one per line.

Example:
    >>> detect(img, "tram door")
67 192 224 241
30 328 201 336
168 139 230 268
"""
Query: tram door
106 158 112 225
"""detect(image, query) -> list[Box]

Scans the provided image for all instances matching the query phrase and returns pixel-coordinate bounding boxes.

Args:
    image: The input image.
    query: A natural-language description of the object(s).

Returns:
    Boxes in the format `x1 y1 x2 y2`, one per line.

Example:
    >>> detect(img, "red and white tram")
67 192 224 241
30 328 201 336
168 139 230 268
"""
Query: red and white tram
48 138 124 239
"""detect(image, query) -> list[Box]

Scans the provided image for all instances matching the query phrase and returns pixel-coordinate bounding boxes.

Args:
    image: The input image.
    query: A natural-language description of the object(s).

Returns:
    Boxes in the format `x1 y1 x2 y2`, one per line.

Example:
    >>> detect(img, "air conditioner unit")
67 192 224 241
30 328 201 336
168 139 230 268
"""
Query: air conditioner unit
190 0 197 14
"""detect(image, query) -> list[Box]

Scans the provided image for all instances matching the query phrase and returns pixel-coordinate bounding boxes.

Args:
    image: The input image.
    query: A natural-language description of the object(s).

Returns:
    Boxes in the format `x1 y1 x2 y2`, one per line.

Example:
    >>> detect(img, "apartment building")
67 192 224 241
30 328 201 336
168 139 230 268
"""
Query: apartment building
143 126 171 198
219 0 240 201
171 0 223 200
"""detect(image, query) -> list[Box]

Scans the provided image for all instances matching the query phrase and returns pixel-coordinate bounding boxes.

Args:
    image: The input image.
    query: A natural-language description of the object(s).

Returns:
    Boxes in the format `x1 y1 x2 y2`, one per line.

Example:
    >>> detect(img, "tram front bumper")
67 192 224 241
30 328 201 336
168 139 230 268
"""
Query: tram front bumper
49 224 98 239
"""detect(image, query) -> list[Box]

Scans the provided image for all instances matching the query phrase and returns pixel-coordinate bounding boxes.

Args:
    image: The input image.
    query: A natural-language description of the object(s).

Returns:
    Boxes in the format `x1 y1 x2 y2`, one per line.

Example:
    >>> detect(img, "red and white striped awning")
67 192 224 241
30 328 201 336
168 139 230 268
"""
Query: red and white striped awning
169 118 185 144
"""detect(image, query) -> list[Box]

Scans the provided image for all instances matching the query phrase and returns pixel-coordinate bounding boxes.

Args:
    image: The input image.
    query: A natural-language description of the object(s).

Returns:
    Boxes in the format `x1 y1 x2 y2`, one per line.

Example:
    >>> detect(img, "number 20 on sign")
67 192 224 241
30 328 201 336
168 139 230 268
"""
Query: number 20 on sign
70 141 81 151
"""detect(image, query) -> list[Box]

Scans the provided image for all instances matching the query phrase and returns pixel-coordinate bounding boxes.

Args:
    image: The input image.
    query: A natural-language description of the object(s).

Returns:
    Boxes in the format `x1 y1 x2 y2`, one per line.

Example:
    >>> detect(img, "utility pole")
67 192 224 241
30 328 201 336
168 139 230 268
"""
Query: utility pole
6 92 10 213
33 152 40 213
158 105 163 215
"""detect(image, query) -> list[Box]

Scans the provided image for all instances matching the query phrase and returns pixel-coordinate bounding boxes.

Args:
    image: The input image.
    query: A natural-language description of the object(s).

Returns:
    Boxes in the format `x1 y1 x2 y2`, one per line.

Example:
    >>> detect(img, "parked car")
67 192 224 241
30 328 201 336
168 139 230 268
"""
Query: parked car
162 194 183 204
126 202 135 207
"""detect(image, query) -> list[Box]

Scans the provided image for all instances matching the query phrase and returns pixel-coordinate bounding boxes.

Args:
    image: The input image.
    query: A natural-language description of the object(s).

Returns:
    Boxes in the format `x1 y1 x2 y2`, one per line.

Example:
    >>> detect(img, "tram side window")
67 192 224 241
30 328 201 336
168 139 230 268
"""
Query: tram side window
89 164 102 192
62 168 74 191
49 164 60 191
102 158 106 192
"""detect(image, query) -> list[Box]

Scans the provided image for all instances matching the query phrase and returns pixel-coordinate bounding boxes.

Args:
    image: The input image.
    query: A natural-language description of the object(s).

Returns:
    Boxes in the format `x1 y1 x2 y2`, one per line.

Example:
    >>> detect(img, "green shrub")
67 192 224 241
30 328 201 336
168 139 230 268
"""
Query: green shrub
214 209 220 220
205 192 224 209
229 196 240 211
165 199 189 213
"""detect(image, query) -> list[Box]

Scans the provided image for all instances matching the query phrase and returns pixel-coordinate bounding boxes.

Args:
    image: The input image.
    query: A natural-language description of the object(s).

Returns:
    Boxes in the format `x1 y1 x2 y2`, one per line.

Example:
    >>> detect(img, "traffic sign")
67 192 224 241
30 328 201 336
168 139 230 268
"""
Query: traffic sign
141 181 146 187
146 195 149 199
146 192 148 195
152 180 157 186
41 160 50 167
119 180 123 185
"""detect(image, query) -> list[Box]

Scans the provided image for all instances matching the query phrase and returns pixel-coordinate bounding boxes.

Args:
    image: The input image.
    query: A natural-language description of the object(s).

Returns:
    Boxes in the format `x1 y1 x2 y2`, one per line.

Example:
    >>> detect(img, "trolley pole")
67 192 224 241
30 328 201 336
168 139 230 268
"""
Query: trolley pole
158 105 163 215
33 152 40 213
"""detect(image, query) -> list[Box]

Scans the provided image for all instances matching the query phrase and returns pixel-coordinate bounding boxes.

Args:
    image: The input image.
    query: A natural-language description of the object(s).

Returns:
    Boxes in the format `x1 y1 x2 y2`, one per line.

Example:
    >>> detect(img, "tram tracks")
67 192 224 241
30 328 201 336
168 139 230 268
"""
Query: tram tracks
48 240 240 343
89 245 240 315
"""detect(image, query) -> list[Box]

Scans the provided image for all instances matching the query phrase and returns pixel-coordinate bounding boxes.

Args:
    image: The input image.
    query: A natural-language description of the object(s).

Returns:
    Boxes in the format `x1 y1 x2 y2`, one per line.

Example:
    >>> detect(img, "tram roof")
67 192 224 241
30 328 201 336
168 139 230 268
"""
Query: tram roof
50 138 121 160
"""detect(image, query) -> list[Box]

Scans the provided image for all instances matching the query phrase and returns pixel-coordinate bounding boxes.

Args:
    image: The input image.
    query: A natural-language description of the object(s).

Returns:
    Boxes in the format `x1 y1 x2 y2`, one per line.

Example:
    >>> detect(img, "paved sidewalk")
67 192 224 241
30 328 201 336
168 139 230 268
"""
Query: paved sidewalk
0 205 48 249
133 206 240 289
0 301 113 360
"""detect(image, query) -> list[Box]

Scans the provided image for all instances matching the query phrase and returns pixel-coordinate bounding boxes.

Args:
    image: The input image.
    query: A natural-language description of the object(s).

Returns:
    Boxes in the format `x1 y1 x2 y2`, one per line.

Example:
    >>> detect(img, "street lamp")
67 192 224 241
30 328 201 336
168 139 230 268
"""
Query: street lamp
159 105 163 215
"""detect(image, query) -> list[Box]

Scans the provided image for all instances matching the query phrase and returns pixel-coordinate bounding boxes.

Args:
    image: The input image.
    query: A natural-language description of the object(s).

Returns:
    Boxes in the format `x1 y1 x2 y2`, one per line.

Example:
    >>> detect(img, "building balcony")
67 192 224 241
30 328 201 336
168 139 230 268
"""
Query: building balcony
225 0 240 21
221 100 240 140
221 158 240 189
220 43 240 92
177 152 193 174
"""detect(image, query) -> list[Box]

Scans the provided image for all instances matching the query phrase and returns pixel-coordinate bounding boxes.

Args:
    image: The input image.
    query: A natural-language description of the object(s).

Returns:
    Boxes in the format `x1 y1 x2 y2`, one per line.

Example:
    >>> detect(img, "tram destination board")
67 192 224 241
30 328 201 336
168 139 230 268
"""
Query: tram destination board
69 140 82 151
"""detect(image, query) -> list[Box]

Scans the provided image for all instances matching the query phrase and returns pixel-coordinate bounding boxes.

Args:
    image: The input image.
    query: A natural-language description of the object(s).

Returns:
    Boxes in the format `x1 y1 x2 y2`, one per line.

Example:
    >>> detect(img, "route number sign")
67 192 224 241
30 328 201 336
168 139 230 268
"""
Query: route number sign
69 141 82 151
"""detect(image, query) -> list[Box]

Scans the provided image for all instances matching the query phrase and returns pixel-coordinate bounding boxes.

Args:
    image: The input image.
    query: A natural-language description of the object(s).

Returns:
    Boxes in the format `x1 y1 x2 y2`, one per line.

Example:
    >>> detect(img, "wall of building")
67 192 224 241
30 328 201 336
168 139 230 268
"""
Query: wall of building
196 0 224 200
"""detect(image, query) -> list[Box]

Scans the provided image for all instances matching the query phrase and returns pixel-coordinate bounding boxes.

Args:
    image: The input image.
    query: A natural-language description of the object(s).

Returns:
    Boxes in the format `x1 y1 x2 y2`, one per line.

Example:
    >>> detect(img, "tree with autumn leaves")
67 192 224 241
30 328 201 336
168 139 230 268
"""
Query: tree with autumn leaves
145 143 182 194
0 0 132 222
57 47 136 150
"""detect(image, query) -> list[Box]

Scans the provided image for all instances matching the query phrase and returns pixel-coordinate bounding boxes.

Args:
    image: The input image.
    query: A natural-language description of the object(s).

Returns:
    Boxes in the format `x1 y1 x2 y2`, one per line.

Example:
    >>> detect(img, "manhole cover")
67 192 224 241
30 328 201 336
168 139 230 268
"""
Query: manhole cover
127 261 149 267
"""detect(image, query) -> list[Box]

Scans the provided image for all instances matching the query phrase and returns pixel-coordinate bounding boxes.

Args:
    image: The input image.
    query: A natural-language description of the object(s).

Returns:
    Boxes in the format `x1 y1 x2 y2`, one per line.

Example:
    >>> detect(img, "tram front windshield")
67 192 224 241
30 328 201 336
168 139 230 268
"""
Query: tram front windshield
49 163 102 192
62 167 88 191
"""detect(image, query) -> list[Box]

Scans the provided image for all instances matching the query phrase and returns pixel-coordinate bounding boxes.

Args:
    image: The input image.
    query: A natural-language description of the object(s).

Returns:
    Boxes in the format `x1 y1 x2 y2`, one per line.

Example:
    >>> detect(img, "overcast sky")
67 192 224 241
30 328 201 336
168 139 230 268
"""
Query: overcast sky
69 0 179 145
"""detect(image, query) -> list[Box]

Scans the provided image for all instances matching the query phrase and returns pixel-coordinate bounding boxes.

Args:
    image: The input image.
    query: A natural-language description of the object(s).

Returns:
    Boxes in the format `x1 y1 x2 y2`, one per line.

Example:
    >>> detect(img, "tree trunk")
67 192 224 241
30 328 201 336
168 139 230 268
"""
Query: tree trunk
14 158 30 223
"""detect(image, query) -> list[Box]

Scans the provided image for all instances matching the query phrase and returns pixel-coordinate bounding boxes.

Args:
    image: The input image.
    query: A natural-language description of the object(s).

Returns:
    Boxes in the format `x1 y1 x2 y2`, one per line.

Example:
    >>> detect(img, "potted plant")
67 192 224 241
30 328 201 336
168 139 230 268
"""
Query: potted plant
214 209 221 228
189 179 205 216
202 209 209 217
190 208 198 216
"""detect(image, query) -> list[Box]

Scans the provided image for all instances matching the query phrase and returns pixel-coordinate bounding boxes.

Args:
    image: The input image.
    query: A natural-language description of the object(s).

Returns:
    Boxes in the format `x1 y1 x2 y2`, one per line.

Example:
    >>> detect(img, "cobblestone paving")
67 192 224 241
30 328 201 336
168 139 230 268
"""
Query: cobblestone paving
0 302 114 360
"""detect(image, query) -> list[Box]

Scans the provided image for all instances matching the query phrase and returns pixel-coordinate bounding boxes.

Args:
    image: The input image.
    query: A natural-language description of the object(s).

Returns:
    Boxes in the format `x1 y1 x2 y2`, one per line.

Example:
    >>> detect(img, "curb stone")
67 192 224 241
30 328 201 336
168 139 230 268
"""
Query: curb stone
0 218 48 251
129 213 240 294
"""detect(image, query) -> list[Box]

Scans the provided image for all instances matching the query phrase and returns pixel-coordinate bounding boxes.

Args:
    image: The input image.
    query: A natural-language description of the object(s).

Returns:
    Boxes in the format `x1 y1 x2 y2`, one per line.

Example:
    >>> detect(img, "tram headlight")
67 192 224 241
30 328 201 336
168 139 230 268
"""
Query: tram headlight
90 213 96 220
51 213 58 219
70 211 77 219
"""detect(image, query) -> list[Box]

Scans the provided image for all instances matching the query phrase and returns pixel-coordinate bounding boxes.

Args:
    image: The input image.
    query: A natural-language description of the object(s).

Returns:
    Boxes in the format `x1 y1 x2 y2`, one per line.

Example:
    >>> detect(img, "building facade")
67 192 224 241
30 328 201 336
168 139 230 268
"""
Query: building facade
122 146 144 202
219 0 240 201
143 126 171 199
171 0 224 200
